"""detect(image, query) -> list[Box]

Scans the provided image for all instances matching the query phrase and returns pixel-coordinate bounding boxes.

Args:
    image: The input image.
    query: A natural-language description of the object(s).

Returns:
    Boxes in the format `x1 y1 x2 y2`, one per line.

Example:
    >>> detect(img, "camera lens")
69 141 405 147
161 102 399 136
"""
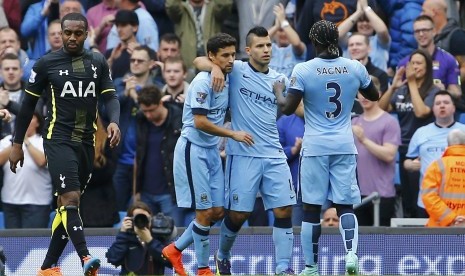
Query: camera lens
133 214 149 229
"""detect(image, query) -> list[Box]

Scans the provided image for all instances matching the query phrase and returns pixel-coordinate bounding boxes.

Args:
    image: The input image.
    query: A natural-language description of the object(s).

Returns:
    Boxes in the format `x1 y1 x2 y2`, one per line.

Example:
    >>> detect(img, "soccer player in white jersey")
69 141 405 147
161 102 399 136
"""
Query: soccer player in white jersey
273 20 379 276
195 26 297 275
162 33 253 276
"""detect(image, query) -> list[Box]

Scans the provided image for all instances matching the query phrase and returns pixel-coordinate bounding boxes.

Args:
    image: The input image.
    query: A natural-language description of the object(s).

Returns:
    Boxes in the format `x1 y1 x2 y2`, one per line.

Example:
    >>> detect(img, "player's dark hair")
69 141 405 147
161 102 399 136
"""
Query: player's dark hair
408 49 433 100
127 201 153 217
61 12 88 31
133 45 157 61
138 85 163 106
433 90 455 105
164 56 187 73
207 33 236 55
246 26 269 47
160 33 182 48
309 20 339 57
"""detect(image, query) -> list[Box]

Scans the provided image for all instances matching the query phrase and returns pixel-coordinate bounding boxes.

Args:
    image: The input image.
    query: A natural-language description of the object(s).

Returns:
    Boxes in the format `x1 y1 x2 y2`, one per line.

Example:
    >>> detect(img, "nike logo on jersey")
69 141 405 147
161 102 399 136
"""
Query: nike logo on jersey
243 74 250 78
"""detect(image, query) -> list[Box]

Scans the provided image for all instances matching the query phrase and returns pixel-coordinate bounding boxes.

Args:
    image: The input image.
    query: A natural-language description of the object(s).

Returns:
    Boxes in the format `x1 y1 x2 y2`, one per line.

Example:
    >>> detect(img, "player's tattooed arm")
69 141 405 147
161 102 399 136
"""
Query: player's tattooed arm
273 78 302 115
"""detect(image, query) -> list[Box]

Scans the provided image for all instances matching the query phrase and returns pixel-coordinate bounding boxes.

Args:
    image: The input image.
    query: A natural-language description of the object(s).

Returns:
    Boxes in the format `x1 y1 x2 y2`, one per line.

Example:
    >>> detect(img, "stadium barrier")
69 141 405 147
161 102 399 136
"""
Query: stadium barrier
1 227 465 275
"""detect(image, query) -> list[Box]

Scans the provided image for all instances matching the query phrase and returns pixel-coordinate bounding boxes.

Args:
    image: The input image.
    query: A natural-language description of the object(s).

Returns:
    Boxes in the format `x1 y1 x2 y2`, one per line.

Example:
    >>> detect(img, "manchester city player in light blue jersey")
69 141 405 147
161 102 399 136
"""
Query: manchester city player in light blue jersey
162 33 253 276
274 21 379 276
194 26 297 275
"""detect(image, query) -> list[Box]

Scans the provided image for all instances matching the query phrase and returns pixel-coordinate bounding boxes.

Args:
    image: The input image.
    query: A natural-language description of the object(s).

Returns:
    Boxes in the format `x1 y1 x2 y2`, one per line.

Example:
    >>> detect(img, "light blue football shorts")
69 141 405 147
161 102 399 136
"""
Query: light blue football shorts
300 154 361 205
173 137 225 210
225 155 296 212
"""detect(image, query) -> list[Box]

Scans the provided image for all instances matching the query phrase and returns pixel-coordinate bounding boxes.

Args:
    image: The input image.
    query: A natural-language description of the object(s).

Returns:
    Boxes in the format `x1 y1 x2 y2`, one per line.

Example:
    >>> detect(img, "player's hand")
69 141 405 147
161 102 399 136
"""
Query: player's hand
231 131 254 146
9 143 24 173
273 78 286 97
211 65 225 92
0 109 11 122
410 158 421 171
120 216 133 232
107 122 121 148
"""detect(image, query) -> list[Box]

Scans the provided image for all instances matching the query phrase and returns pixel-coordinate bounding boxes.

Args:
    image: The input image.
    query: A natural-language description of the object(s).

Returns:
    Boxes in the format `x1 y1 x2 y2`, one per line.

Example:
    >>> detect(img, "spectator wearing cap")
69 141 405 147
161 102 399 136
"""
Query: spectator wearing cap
106 0 159 52
105 9 140 79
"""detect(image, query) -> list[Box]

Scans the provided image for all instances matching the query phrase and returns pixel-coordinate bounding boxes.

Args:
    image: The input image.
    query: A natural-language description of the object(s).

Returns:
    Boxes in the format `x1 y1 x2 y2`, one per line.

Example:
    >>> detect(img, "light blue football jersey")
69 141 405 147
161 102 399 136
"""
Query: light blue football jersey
290 57 371 156
181 72 229 148
226 60 287 158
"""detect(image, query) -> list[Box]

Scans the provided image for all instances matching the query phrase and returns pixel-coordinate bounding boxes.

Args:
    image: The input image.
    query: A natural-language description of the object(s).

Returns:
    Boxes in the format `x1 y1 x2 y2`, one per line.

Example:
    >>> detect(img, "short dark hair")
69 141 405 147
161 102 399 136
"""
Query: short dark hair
164 56 186 72
433 90 455 105
114 9 139 26
160 33 182 47
133 45 156 61
61 12 88 31
246 26 268 47
138 85 163 106
207 33 236 55
415 14 434 24
127 201 153 217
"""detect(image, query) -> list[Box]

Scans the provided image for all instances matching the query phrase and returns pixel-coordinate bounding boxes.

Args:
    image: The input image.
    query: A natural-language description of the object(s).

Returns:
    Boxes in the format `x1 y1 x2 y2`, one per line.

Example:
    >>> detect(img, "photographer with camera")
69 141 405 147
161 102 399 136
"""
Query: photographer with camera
106 201 175 275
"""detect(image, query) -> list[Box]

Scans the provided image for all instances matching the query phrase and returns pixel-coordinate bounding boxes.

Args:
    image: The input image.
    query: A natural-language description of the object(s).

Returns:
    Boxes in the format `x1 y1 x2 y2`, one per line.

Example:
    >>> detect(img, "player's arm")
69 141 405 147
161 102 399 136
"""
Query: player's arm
273 79 302 115
9 92 40 173
359 81 379 102
192 57 225 92
99 54 121 148
193 113 254 145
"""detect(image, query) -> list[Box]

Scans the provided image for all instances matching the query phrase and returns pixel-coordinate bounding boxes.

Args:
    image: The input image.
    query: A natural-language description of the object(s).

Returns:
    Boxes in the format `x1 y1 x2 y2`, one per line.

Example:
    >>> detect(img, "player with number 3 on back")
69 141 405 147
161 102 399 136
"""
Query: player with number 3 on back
274 20 378 276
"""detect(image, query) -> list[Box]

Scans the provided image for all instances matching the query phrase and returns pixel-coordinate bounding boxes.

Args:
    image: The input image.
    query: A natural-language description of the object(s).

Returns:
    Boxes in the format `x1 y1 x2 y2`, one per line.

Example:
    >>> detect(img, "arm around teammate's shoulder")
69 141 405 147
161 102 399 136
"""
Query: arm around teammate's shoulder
193 57 225 92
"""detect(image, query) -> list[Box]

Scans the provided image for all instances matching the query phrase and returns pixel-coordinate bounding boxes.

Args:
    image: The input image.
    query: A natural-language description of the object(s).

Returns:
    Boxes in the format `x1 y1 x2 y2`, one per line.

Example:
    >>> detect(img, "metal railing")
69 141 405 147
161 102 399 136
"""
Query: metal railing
353 192 381 226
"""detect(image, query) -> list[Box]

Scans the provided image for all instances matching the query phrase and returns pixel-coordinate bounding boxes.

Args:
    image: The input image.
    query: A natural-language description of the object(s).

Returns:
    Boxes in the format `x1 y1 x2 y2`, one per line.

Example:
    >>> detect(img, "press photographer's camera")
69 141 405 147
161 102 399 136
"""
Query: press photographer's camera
129 212 176 241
